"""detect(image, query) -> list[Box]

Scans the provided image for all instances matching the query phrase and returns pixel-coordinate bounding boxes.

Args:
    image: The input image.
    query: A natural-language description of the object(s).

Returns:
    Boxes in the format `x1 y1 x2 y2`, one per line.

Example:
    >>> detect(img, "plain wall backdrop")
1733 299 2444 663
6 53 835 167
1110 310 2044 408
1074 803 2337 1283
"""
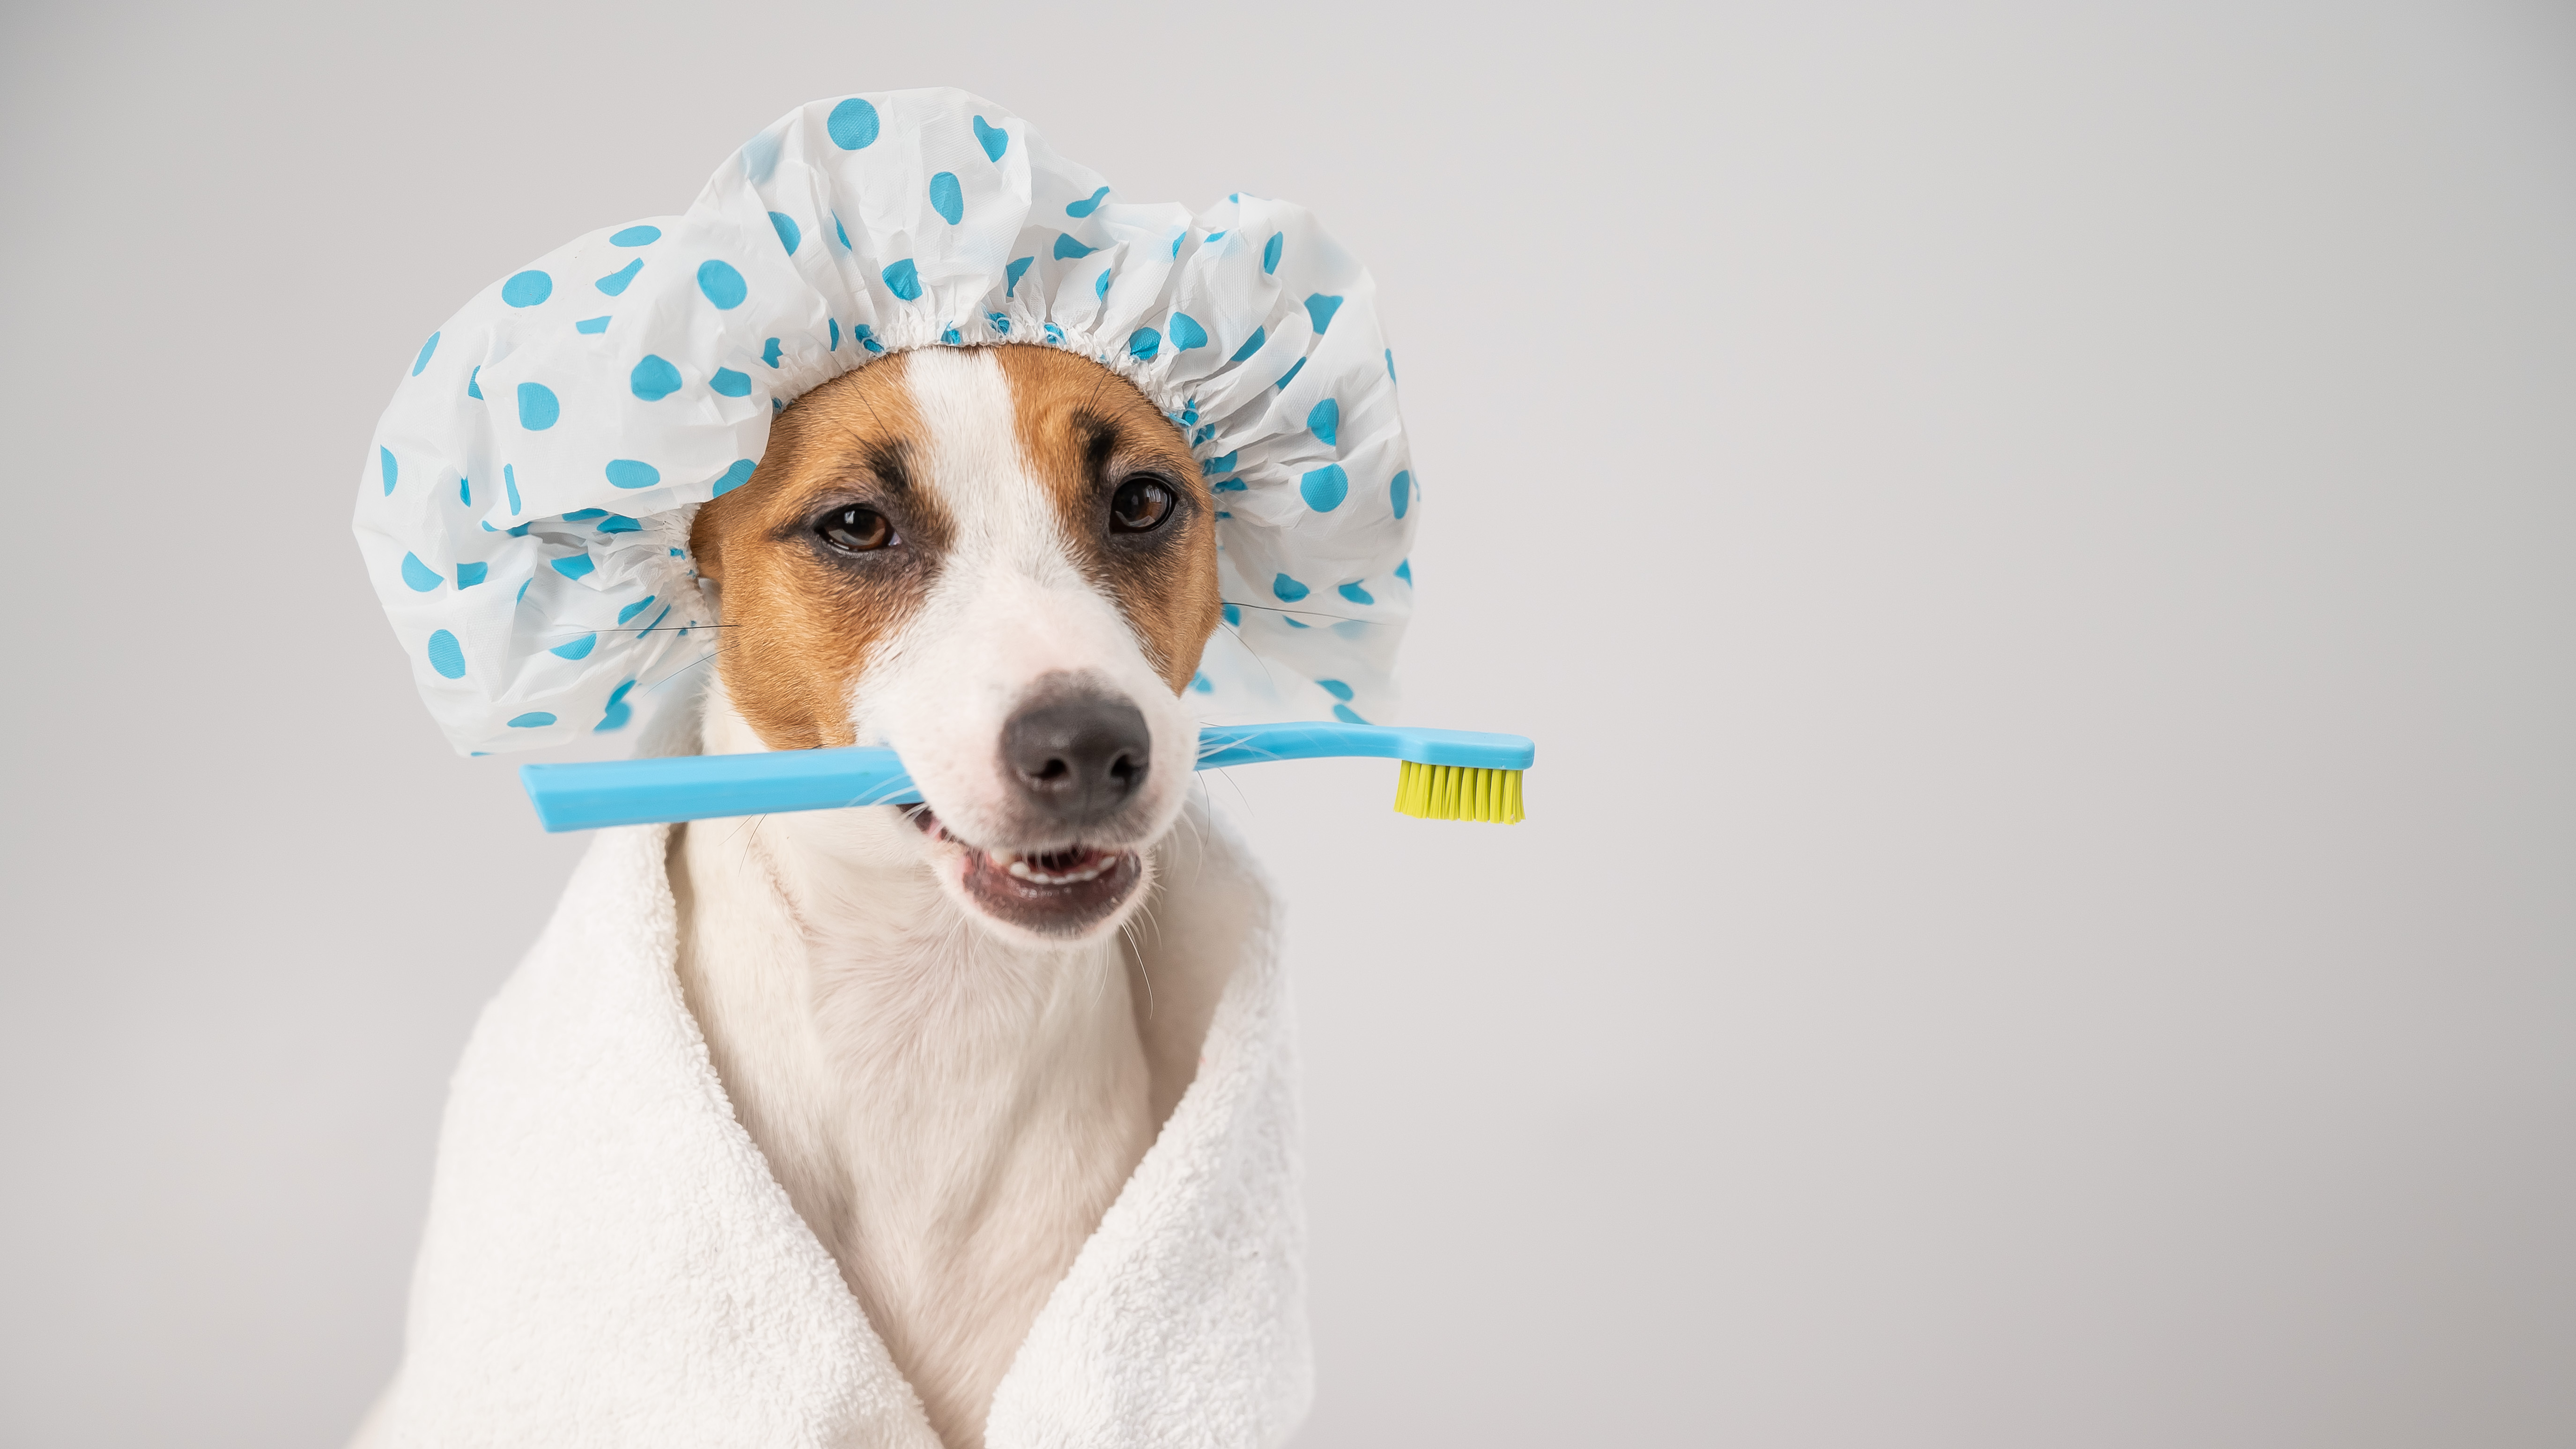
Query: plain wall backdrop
3 2 2570 1445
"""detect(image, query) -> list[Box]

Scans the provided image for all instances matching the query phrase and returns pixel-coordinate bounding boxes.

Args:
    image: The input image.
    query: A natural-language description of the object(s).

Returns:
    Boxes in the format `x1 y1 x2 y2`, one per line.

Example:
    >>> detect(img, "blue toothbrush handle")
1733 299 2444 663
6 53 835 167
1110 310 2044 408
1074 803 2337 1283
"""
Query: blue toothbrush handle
1193 721 1535 770
520 722 1534 833
521 749 921 832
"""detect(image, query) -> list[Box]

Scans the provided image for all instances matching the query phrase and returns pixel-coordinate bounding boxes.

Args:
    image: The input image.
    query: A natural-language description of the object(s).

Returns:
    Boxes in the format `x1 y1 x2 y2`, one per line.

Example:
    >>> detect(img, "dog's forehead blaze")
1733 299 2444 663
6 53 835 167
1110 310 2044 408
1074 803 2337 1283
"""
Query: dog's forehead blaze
993 346 1223 693
689 346 1223 751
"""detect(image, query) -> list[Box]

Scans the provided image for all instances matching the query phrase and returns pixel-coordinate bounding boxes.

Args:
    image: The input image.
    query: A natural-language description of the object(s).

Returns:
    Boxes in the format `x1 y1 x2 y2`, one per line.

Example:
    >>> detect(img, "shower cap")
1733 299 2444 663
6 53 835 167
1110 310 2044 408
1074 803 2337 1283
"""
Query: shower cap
356 88 1420 756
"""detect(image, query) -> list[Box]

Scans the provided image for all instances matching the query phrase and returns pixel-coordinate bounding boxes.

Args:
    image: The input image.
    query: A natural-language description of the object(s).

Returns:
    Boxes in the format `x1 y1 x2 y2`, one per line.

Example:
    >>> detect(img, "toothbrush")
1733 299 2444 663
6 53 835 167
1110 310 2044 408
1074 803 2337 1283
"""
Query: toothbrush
519 721 1534 832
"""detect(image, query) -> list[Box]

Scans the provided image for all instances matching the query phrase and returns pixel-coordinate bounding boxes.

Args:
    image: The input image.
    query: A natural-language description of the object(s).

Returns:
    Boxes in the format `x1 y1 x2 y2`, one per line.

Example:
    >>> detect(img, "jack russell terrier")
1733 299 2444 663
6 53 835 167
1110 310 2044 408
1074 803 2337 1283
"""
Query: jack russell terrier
667 340 1232 1448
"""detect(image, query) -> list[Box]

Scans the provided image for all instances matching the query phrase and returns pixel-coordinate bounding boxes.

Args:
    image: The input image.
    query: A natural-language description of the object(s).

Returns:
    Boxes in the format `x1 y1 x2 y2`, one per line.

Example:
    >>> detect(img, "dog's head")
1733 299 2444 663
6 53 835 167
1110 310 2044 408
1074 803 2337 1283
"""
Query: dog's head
689 346 1220 942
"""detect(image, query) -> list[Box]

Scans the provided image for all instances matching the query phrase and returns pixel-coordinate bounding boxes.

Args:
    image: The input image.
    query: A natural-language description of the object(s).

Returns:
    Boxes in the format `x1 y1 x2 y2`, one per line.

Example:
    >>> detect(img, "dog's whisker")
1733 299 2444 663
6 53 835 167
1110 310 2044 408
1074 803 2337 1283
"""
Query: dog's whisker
1217 599 1376 626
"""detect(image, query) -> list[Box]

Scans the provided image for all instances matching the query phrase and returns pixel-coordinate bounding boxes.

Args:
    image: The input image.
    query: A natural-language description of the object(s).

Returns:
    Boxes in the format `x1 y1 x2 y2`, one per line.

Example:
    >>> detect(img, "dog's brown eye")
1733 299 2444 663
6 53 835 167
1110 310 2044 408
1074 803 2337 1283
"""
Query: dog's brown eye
819 506 895 552
1110 476 1175 533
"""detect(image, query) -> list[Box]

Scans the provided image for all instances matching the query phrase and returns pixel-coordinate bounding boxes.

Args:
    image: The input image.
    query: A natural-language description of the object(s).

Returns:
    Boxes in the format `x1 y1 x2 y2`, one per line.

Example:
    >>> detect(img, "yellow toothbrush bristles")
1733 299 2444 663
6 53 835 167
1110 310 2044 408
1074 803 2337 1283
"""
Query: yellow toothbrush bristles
1393 760 1525 823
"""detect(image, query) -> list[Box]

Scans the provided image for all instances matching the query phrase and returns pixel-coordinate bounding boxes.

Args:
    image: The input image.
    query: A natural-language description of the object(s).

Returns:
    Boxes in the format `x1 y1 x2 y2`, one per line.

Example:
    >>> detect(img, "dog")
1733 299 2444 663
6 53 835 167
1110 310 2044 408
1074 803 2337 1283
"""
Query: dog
666 341 1234 1448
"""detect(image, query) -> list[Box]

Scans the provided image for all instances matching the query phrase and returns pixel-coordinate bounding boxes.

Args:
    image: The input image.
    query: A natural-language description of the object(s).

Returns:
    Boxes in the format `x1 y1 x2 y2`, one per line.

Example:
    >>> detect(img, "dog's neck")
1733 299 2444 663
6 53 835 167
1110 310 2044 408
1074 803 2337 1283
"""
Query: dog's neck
671 684 1212 1449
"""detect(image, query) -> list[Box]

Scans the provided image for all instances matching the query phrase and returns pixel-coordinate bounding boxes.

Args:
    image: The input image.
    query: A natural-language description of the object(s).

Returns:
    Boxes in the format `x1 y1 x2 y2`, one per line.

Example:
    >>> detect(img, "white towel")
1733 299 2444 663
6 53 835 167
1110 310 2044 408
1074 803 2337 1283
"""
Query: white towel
360 740 1309 1446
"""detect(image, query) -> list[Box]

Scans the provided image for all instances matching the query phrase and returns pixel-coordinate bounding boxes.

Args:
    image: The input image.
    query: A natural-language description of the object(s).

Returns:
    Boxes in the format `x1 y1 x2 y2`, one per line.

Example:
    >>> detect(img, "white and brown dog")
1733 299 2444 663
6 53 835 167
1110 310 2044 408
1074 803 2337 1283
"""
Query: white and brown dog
667 341 1233 1448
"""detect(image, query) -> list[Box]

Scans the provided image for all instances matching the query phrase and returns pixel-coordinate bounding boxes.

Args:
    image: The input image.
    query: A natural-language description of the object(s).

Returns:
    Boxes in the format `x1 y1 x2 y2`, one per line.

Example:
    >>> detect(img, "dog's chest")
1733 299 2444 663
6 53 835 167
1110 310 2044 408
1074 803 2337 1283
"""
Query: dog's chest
669 812 1155 1444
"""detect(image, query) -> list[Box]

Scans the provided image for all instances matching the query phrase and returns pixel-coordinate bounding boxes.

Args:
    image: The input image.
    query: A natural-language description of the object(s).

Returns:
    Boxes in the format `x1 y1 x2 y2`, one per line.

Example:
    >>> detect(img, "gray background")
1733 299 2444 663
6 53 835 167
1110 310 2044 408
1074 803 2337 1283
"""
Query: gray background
3 1 2570 1444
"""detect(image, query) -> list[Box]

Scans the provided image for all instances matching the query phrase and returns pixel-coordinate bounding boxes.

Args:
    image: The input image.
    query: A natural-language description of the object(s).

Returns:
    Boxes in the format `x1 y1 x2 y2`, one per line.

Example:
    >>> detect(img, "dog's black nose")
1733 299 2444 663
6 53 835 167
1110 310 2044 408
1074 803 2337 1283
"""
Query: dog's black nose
1000 686 1151 827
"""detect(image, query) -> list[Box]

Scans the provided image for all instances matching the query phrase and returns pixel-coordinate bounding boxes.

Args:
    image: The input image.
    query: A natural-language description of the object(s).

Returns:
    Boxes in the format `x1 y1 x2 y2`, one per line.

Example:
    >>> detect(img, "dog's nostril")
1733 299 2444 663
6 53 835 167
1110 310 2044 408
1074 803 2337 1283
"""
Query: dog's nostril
999 687 1153 826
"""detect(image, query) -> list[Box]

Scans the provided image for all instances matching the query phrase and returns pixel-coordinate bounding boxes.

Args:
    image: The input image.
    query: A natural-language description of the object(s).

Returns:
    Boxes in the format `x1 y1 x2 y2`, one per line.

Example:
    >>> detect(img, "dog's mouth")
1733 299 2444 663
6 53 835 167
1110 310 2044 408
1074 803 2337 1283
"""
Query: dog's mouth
909 807 1145 937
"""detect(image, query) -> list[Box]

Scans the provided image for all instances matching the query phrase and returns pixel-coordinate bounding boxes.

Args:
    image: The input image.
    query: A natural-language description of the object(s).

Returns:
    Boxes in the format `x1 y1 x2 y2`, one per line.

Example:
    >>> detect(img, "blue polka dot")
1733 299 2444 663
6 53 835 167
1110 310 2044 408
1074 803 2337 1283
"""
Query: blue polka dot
595 678 637 732
829 318 841 352
616 595 658 624
1222 603 1241 626
769 211 802 255
605 459 660 489
711 367 751 397
1307 398 1339 446
881 259 922 301
711 458 756 496
1316 679 1355 701
411 332 440 376
502 270 553 307
1213 478 1247 493
1390 469 1412 519
986 311 1011 335
1006 256 1034 297
1263 231 1283 274
400 552 442 591
1300 464 1348 512
1095 268 1112 302
456 561 489 589
610 224 661 246
629 355 682 401
1191 672 1214 693
1273 573 1310 602
504 464 520 516
1168 313 1208 352
1044 323 1064 342
1394 558 1413 584
517 382 559 430
935 327 956 344
596 514 642 533
1304 293 1344 333
1205 450 1238 474
596 259 642 295
507 711 558 728
1284 616 1310 629
1337 582 1373 606
1332 703 1367 724
378 446 398 495
1067 185 1111 217
425 629 466 679
551 553 595 581
1385 348 1397 382
574 316 610 334
854 324 882 354
466 366 483 399
1054 233 1096 260
928 172 964 225
833 212 851 249
1128 328 1161 361
550 633 598 660
696 259 747 310
458 476 471 506
1229 327 1266 363
1274 358 1306 391
762 337 783 369
827 97 880 149
740 131 781 181
973 115 1007 161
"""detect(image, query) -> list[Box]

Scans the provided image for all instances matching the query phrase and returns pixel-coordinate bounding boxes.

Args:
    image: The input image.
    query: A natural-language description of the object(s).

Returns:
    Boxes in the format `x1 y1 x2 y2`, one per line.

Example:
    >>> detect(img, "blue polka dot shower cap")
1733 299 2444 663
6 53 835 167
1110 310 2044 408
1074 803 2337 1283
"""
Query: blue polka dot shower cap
355 88 1419 756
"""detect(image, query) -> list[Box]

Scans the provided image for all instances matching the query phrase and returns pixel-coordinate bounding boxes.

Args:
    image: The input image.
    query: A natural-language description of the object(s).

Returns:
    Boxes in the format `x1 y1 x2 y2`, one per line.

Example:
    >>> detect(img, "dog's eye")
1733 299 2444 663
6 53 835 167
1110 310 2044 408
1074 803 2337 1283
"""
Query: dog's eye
1110 476 1175 533
819 506 895 552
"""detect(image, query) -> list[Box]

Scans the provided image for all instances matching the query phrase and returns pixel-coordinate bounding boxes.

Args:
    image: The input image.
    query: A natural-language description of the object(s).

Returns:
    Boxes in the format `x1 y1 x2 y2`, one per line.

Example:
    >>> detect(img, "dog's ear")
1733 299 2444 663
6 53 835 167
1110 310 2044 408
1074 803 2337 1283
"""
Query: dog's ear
688 500 729 582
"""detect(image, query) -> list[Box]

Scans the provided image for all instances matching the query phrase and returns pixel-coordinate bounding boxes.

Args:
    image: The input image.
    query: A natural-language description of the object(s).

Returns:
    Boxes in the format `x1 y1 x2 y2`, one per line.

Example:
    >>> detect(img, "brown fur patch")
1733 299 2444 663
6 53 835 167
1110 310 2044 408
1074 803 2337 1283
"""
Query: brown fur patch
688 351 945 750
993 346 1222 693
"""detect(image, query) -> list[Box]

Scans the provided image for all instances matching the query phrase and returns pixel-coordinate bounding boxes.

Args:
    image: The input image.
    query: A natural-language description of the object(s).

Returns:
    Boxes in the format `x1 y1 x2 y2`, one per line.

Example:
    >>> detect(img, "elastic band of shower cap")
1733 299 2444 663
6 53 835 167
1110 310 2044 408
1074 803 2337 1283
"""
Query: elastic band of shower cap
355 88 1421 757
